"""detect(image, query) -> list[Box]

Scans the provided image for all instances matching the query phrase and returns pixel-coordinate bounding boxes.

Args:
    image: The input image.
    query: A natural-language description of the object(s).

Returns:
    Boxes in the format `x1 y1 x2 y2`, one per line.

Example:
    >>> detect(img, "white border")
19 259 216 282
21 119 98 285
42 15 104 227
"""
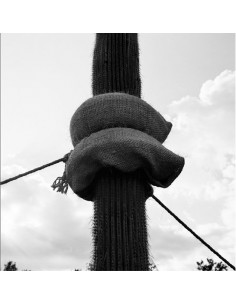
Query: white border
0 272 235 305
0 2 235 304
0 0 235 33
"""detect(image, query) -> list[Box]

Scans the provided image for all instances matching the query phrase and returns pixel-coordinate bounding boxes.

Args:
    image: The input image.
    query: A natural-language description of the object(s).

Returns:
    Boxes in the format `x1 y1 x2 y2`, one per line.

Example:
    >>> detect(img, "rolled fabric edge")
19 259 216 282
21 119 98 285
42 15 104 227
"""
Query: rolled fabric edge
66 128 185 201
70 92 172 146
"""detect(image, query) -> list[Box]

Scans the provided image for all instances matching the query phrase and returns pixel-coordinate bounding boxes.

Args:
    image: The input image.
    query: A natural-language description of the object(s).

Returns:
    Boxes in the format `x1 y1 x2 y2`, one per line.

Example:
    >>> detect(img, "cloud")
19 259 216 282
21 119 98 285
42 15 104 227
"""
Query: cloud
1 70 235 271
199 70 235 107
1 164 93 270
148 219 231 271
165 70 235 196
148 70 235 270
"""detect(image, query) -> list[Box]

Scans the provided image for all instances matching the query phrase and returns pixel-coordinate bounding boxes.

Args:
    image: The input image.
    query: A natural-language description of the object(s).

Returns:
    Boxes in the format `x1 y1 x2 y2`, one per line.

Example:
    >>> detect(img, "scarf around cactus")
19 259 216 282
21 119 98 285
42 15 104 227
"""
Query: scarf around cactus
65 34 184 271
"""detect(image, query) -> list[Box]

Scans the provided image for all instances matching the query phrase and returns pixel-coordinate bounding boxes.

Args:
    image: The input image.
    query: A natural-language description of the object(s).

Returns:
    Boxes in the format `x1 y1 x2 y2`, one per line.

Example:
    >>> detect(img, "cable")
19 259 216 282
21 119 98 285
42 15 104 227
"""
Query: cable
0 153 70 186
151 194 235 271
1 154 235 271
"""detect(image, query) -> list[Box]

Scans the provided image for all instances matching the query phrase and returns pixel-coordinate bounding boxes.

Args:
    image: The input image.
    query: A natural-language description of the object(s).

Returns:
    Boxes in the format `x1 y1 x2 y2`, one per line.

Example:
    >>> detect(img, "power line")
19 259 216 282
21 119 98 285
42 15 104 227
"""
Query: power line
152 194 235 271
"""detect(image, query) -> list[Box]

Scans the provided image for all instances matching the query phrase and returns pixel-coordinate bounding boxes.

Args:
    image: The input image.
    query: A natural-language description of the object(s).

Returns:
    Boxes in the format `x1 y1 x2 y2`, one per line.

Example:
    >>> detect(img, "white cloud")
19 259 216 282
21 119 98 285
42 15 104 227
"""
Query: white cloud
1 164 93 271
166 70 235 196
1 70 235 271
199 70 235 107
148 70 235 270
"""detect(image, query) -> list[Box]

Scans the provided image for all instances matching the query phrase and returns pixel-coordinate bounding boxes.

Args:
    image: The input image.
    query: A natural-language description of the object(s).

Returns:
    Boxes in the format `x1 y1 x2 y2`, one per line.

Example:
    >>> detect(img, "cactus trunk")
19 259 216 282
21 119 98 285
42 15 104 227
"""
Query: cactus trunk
92 169 150 271
91 34 150 271
92 33 141 97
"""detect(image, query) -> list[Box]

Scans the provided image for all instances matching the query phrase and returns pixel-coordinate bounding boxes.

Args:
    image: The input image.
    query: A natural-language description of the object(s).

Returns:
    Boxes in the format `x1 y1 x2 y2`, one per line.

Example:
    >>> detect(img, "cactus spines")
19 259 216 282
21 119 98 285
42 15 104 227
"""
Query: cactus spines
90 34 151 271
67 33 184 271
92 34 141 97
92 169 150 271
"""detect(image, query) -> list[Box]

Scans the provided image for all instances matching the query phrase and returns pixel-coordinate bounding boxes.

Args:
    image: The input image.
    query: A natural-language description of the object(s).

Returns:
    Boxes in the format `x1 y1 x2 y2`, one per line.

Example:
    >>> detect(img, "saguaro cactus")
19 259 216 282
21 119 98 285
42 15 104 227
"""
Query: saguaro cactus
92 34 141 97
92 34 149 270
66 34 184 270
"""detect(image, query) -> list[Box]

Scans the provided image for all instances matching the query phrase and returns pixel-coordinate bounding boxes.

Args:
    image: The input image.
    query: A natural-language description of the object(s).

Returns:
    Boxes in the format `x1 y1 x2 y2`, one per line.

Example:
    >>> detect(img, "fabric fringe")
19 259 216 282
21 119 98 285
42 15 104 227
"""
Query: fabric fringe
51 151 73 194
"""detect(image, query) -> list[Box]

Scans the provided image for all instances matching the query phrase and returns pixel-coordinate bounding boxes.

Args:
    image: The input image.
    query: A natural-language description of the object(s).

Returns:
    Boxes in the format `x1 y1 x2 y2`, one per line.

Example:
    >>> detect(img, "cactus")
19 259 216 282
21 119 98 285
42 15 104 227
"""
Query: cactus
67 33 184 271
91 34 150 271
92 169 151 271
92 34 141 97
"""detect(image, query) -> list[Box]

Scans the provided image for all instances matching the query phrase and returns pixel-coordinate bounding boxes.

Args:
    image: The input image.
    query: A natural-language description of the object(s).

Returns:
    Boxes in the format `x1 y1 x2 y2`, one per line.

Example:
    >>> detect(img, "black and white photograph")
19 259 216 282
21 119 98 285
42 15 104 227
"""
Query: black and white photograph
0 2 235 304
1 33 235 272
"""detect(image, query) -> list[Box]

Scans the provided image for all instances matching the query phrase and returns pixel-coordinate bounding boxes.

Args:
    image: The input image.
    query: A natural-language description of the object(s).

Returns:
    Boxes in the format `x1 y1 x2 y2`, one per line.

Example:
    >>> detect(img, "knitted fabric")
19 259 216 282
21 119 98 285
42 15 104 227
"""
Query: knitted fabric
66 127 184 201
92 169 150 271
70 92 172 146
92 34 141 97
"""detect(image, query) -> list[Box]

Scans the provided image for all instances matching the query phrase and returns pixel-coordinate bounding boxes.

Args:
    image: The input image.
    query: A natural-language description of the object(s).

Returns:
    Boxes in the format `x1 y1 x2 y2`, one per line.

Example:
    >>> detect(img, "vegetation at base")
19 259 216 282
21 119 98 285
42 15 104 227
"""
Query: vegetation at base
2 260 158 271
3 261 18 271
196 258 228 271
149 261 158 271
4 258 228 271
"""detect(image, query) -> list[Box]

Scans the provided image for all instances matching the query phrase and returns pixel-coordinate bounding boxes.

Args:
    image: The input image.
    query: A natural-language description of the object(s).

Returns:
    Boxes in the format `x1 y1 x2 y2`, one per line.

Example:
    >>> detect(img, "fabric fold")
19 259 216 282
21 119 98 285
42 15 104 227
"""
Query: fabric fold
70 92 172 146
66 127 185 201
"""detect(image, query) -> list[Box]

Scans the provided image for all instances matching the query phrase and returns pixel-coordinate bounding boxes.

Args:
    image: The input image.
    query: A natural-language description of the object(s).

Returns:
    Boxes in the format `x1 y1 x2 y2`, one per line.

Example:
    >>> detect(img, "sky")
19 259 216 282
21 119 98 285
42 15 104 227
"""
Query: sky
1 33 235 271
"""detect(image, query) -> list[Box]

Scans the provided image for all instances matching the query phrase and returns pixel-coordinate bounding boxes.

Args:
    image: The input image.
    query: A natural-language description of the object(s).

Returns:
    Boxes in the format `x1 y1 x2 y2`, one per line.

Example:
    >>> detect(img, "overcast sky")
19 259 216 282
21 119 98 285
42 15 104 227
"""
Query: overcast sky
1 34 235 271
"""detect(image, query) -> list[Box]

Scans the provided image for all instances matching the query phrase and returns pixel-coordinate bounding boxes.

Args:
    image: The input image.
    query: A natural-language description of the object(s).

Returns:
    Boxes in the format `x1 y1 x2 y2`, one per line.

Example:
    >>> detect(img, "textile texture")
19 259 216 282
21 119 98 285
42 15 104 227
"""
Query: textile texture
66 127 184 201
70 92 172 146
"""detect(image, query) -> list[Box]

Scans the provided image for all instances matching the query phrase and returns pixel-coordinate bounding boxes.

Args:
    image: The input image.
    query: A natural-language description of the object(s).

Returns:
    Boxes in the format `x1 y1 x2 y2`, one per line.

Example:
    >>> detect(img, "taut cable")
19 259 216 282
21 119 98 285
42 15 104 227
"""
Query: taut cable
0 153 71 186
152 194 235 271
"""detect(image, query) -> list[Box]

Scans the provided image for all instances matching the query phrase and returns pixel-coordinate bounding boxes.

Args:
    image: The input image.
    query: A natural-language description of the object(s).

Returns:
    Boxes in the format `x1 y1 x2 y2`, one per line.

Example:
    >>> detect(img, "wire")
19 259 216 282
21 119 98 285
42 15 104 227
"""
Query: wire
1 155 235 271
0 153 70 186
151 194 235 271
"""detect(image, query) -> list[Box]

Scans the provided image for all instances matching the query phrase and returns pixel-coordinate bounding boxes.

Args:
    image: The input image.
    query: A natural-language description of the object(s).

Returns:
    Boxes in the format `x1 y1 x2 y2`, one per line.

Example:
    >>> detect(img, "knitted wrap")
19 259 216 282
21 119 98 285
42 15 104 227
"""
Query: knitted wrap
66 91 184 200
70 92 172 146
67 127 184 201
